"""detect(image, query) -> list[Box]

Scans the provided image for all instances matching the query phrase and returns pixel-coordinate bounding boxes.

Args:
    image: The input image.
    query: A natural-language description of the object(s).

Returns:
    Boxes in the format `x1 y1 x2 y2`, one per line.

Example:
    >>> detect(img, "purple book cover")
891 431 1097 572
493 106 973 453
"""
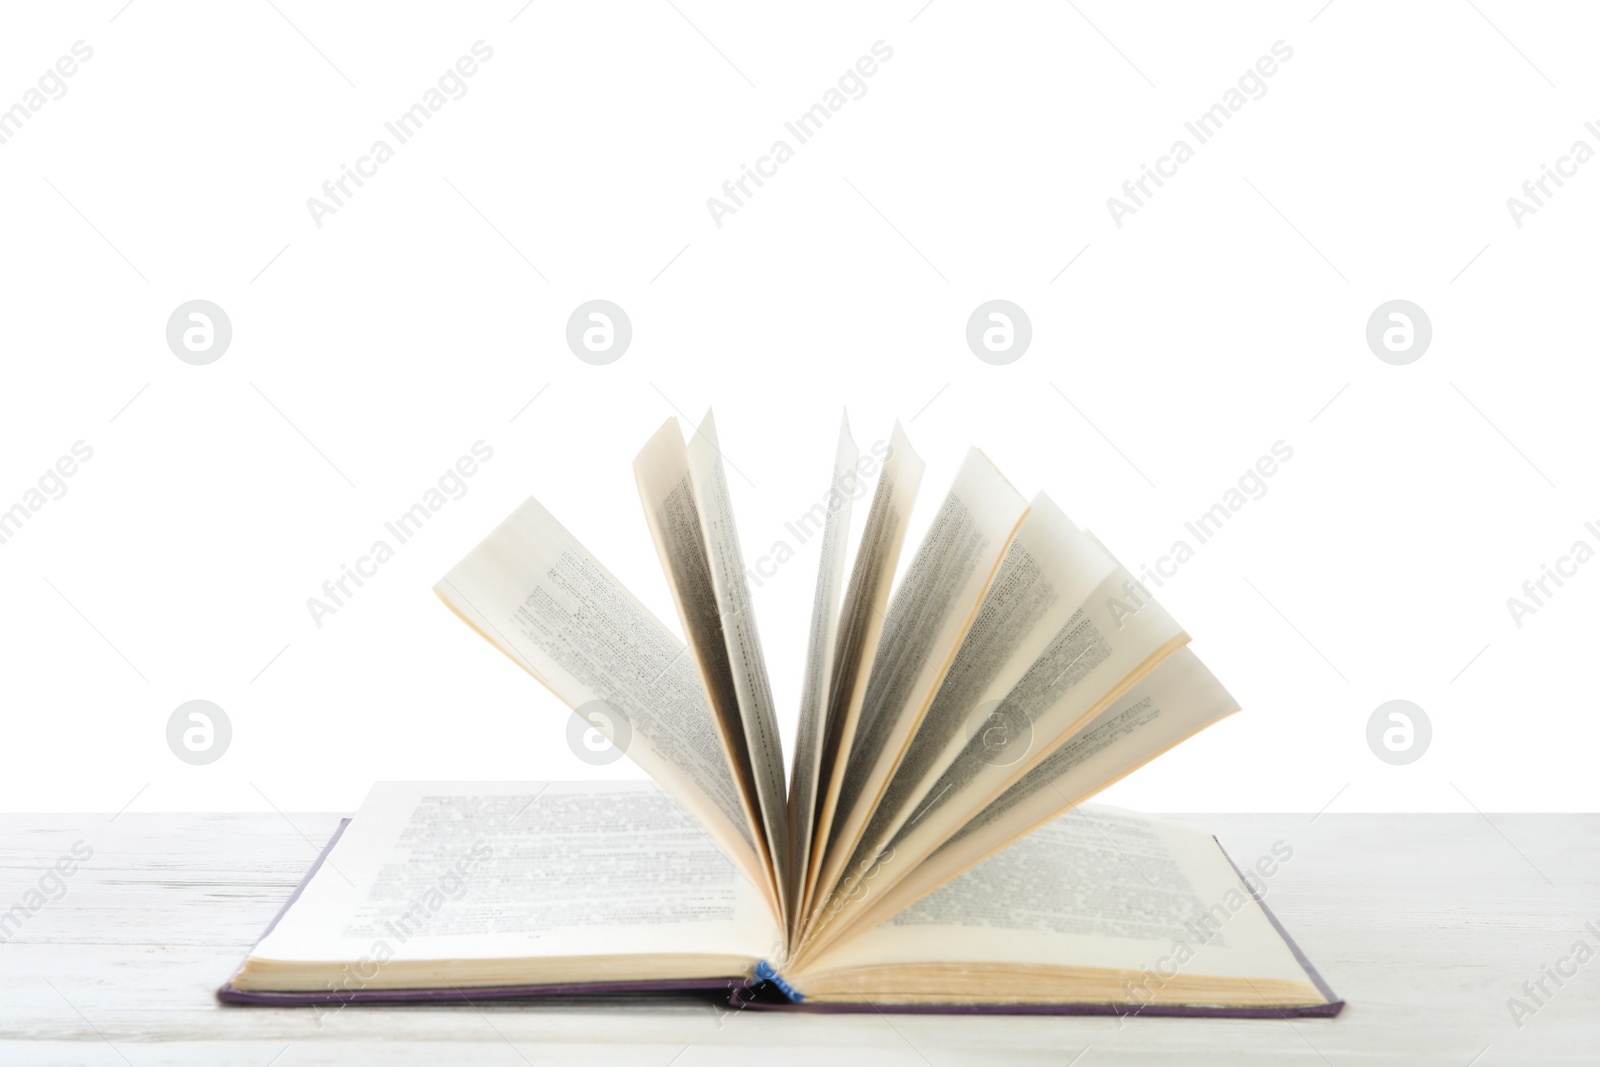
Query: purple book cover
217 820 1344 1018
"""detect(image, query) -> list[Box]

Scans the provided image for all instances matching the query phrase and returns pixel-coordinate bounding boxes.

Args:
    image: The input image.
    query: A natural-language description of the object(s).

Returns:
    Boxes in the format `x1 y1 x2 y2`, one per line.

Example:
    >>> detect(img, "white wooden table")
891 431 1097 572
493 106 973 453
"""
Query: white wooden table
1 812 1594 1065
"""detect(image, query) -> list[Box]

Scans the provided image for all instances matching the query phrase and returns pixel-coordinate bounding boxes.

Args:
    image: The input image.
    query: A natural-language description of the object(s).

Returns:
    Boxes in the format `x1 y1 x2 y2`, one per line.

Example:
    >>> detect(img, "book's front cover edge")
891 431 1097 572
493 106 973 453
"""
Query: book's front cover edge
264 817 351 940
219 977 739 1006
736 835 1345 1018
1213 832 1344 1015
217 818 737 1006
727 995 1345 1018
217 815 354 1003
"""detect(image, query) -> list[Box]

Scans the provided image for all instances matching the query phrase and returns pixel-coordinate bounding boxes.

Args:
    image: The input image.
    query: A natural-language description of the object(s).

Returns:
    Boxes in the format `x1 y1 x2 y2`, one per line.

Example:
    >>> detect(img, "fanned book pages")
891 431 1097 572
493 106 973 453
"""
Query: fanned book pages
219 413 1342 1017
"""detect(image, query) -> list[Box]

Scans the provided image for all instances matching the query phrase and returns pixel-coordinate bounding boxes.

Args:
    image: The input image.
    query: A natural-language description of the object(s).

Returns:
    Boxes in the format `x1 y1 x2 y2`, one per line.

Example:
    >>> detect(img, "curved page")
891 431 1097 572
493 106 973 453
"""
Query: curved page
434 498 768 903
786 413 862 916
813 647 1237 947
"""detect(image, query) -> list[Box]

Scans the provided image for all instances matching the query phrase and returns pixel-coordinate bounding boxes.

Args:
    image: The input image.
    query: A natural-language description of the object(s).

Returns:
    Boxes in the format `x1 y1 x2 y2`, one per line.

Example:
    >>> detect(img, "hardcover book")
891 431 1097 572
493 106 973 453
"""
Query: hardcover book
220 413 1341 1017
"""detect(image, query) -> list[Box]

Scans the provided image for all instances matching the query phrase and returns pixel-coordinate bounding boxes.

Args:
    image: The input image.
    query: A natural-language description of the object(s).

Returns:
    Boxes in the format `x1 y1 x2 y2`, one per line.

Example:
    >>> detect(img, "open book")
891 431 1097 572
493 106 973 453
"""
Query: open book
220 413 1341 1016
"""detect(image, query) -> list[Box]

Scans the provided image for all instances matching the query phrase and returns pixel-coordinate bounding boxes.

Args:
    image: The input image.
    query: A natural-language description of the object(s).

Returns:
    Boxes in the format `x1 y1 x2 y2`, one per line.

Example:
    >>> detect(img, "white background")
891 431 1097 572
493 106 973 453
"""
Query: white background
1 1 1595 815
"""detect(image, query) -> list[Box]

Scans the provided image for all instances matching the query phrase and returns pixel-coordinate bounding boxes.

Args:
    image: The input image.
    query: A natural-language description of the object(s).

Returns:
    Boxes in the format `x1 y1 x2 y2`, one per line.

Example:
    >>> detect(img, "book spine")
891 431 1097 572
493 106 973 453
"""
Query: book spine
754 960 805 1003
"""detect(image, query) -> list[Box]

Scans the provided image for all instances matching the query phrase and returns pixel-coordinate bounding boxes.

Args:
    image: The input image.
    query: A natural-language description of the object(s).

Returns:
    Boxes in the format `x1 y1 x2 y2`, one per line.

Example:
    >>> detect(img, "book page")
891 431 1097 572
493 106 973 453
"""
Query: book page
240 782 778 990
792 805 1310 993
800 552 1189 954
810 449 1028 915
813 647 1238 943
633 419 777 909
947 647 1236 850
803 422 923 913
433 498 767 899
786 413 860 916
685 411 791 919
834 494 1110 893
